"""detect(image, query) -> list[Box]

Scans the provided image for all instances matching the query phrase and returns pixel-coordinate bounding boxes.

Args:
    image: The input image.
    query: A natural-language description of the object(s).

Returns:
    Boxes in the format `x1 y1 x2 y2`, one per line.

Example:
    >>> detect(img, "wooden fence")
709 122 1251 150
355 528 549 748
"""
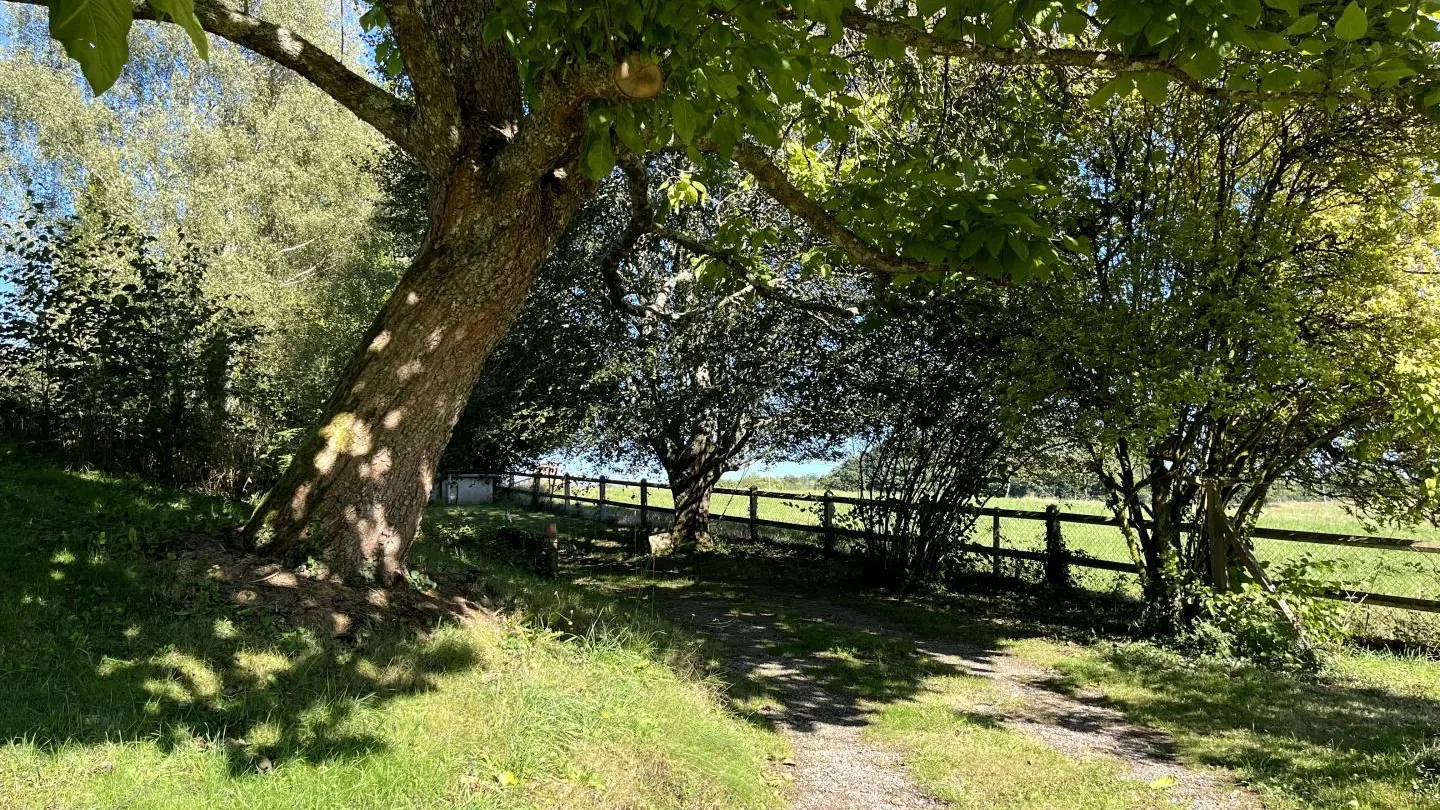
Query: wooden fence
475 470 1440 615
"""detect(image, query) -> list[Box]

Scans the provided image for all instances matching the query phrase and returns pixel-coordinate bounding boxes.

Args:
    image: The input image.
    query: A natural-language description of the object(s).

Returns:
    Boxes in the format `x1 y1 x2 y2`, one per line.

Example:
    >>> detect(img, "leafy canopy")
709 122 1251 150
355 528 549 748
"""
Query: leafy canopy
30 0 1440 286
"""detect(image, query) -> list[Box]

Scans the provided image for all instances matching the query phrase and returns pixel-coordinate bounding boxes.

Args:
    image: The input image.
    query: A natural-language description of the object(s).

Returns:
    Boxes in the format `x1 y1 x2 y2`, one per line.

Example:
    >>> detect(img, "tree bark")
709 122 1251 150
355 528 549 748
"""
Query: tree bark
241 162 584 583
662 449 728 551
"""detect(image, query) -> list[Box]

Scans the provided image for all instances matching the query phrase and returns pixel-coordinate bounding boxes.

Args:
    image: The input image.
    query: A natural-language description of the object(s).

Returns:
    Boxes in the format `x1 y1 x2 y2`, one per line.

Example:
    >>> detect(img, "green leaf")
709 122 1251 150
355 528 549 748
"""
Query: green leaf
1335 1 1368 41
614 109 645 153
1008 233 1029 260
1089 74 1132 108
1136 71 1170 105
1233 0 1263 26
1285 13 1319 35
581 126 616 180
1108 5 1152 37
1262 0 1299 16
711 73 741 99
1180 47 1223 81
1252 30 1292 51
48 0 135 93
149 0 208 59
1057 12 1088 35
672 97 700 143
985 228 1006 257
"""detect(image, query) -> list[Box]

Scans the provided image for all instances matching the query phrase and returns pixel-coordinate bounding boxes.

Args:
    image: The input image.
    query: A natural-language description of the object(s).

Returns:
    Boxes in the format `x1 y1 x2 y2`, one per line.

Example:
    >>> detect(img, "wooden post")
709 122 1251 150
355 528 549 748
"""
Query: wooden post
748 487 760 542
822 490 836 555
598 476 608 522
530 471 541 508
991 512 1001 577
1044 504 1069 588
563 474 572 514
639 479 649 530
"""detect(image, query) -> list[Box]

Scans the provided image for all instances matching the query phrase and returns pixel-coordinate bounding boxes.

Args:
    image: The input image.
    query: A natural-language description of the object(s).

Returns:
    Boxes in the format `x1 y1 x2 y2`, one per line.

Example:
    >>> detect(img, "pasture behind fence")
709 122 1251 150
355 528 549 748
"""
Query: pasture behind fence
468 470 1440 617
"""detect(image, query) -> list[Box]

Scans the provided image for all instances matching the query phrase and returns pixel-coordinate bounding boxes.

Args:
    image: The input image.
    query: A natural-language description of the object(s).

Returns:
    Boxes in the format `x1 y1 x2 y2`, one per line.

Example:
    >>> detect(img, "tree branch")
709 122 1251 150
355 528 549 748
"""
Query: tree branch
653 227 860 319
838 7 1290 102
2 0 424 152
724 140 948 278
379 0 459 156
599 158 658 320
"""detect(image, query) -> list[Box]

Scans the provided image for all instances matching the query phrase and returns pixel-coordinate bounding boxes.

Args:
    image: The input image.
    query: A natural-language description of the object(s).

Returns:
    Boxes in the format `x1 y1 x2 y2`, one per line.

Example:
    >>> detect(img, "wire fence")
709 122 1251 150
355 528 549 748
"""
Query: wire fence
466 471 1440 626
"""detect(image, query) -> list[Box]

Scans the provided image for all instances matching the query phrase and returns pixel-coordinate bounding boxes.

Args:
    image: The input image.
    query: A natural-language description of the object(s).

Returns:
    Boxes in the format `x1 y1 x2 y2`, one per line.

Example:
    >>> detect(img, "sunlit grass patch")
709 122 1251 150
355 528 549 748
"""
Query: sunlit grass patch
867 675 1174 809
1031 642 1440 809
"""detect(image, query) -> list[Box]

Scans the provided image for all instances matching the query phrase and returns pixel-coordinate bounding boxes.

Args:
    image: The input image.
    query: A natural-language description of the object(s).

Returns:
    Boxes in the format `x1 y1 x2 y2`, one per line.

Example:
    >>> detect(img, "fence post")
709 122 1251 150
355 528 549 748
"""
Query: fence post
563 474 572 514
822 490 836 555
598 476 608 522
530 471 541 508
748 486 760 542
639 479 649 531
1044 504 1070 588
991 512 1001 577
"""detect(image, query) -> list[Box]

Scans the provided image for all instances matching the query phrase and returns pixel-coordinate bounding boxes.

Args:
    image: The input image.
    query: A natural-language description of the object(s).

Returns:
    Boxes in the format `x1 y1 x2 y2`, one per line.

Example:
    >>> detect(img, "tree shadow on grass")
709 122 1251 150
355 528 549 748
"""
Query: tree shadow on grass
1031 644 1440 806
565 545 1065 736
0 458 484 777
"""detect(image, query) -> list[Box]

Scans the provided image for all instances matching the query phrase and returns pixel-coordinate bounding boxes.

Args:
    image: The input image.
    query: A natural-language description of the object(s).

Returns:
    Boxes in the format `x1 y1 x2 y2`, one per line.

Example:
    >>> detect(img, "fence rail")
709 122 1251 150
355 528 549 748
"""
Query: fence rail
468 470 1440 616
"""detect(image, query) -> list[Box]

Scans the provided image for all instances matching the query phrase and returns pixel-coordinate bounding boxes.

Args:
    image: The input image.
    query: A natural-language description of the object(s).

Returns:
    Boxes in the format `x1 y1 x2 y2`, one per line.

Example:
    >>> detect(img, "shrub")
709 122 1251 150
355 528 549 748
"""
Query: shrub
1182 555 1350 671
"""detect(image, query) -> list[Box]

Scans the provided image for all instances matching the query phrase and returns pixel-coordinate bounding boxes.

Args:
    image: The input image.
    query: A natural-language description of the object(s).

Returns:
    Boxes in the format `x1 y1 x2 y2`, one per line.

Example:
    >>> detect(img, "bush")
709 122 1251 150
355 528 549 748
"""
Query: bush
0 205 269 492
1182 556 1350 671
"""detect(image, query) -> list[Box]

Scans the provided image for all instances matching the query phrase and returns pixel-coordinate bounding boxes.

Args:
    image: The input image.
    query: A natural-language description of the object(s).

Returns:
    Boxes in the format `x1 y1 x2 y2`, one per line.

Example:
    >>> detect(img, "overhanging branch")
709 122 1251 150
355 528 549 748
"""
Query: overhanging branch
653 227 860 319
5 0 420 152
838 7 1290 102
599 158 659 320
725 141 950 278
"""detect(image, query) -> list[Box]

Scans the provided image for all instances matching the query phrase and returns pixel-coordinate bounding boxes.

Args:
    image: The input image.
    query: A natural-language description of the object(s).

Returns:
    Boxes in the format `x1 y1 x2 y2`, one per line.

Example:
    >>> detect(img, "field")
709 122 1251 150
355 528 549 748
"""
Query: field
536 481 1440 608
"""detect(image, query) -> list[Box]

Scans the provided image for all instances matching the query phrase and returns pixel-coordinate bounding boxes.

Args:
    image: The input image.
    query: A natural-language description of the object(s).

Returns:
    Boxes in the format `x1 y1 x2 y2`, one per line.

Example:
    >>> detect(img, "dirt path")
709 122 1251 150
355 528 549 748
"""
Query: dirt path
651 584 1258 810
675 594 942 810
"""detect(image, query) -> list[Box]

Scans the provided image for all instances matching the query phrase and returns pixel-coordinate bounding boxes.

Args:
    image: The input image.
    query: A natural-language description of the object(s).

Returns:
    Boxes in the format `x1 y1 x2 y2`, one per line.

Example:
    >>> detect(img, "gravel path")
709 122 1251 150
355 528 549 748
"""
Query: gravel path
676 598 942 810
651 584 1258 810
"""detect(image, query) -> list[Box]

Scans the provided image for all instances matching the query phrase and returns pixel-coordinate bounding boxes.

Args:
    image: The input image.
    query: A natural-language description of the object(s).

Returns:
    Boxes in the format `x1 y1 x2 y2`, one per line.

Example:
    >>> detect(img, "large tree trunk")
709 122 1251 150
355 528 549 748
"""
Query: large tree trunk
242 165 583 583
662 448 729 551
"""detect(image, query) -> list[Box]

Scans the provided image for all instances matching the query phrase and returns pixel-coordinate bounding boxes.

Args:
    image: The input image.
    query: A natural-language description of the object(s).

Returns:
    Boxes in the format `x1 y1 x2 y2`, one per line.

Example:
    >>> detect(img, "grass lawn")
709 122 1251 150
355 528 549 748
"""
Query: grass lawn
0 449 786 810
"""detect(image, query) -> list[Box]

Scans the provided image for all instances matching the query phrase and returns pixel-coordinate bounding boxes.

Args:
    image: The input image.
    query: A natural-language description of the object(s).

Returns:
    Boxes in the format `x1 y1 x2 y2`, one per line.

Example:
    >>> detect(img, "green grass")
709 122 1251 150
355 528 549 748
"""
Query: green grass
1025 642 1440 809
867 675 1178 810
0 448 785 810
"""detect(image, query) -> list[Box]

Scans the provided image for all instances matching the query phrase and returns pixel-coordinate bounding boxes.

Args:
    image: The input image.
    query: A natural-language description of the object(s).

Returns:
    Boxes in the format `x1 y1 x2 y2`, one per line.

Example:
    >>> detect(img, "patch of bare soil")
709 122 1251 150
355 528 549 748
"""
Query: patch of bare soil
160 533 488 638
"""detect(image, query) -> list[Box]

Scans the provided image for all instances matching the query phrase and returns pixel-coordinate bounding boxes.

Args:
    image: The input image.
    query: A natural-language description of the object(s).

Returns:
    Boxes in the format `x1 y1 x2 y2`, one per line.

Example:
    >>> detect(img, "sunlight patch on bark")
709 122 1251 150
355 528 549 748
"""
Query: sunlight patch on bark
382 408 406 429
368 331 392 353
289 482 311 516
315 412 374 474
360 447 393 481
